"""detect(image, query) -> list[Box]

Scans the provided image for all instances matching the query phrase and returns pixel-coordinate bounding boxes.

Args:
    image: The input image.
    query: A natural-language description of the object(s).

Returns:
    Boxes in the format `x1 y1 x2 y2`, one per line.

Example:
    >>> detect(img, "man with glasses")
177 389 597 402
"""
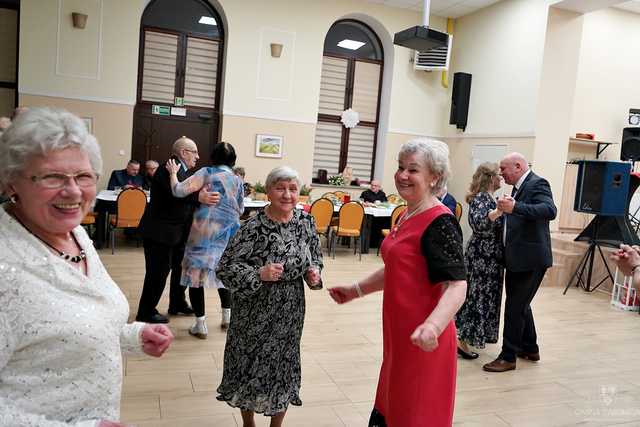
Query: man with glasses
136 136 219 323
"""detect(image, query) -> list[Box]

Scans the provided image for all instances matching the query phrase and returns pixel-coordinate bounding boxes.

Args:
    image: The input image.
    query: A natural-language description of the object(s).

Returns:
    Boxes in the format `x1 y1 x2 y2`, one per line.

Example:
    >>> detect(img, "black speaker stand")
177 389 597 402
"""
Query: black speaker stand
563 217 615 294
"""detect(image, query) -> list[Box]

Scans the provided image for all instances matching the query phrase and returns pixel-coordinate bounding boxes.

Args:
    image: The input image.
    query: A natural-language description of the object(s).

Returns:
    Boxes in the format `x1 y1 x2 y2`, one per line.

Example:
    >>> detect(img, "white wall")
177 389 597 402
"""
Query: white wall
447 0 556 136
570 7 640 148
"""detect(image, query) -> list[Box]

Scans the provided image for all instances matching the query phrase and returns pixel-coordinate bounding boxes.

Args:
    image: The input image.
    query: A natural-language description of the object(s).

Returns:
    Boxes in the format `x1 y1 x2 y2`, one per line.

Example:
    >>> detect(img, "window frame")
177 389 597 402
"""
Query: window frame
315 20 384 181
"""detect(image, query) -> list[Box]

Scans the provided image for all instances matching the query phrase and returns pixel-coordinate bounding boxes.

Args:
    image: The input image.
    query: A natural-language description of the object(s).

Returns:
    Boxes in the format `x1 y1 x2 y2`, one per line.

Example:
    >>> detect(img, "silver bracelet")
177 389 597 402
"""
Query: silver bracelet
353 282 364 298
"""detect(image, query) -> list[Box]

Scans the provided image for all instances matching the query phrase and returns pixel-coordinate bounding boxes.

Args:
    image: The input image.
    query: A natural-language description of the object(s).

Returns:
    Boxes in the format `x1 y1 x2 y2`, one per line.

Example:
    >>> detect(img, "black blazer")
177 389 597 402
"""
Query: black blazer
504 172 557 272
138 156 199 246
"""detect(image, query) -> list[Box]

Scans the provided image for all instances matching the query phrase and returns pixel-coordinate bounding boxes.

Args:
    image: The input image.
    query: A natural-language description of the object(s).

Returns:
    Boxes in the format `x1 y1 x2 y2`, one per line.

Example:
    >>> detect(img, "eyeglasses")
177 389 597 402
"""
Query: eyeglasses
29 172 98 189
184 149 198 155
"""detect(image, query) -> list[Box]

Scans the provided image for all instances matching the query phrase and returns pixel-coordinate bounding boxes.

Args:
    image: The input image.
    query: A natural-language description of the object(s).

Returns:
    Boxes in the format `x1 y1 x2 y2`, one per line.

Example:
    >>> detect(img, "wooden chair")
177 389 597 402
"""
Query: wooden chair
310 198 334 247
80 212 97 236
320 192 339 205
378 205 408 255
455 202 463 221
108 188 147 254
329 201 365 260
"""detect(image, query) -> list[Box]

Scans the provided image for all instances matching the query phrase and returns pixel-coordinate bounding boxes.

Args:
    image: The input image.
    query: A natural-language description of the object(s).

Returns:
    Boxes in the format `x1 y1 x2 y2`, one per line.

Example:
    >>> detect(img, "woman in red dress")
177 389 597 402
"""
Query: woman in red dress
329 138 468 427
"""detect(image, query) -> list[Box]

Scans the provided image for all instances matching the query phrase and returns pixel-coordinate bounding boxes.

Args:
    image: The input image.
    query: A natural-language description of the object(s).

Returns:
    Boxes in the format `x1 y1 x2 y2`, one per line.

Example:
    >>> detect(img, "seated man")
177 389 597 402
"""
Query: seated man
437 186 457 215
360 180 387 203
107 159 145 190
144 160 159 189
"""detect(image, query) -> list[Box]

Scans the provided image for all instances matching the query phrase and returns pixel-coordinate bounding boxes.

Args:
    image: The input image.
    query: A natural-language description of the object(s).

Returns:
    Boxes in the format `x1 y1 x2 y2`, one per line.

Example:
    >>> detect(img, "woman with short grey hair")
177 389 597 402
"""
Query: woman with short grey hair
329 137 467 427
216 165 322 427
265 165 301 191
0 108 102 188
0 107 173 427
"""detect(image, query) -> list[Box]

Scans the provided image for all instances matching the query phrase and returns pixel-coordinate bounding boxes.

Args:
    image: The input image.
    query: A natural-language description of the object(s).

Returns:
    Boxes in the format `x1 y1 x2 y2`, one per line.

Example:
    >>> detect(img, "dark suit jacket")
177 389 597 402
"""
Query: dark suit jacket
107 169 145 190
138 157 199 246
360 189 387 203
504 172 557 272
440 192 457 215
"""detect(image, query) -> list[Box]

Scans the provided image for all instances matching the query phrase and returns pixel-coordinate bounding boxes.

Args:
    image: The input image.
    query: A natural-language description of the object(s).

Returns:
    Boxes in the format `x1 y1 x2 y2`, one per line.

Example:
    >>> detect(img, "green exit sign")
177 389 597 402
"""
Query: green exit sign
152 105 170 116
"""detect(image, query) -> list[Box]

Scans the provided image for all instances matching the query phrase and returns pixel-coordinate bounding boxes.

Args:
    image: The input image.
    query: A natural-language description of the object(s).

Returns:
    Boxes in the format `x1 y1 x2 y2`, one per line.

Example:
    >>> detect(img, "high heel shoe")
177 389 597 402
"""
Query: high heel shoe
457 346 479 360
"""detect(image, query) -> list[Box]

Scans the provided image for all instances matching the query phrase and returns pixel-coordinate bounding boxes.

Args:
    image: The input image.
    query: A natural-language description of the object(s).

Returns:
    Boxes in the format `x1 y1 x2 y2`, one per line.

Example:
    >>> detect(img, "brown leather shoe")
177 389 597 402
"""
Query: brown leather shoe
517 351 540 362
483 358 516 372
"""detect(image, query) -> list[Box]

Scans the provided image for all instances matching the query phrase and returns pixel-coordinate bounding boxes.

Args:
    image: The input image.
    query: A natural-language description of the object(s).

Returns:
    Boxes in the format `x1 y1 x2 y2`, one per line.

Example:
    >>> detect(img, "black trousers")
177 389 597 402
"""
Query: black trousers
188 288 231 318
137 239 188 317
499 268 547 362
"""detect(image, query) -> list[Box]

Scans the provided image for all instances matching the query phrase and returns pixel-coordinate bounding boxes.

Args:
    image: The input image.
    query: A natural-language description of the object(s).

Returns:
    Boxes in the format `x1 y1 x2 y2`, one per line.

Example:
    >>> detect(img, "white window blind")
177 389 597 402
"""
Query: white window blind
346 126 375 179
184 37 219 108
318 56 347 116
351 62 380 122
312 122 343 178
141 31 178 104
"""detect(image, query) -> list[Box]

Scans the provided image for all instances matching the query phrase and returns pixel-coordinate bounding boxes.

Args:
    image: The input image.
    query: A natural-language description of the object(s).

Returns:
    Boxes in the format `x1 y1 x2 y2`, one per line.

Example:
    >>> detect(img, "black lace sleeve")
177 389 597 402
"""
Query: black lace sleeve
420 213 466 284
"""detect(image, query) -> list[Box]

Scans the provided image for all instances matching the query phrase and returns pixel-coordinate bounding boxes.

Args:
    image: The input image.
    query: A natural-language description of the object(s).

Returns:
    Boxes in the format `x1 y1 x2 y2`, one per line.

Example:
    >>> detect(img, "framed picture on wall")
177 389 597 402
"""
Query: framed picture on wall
255 134 283 158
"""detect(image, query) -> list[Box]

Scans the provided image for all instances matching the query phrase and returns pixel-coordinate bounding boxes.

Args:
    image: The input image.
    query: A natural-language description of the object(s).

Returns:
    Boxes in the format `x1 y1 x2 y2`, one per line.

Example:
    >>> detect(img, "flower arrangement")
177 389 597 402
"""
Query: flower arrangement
328 175 345 186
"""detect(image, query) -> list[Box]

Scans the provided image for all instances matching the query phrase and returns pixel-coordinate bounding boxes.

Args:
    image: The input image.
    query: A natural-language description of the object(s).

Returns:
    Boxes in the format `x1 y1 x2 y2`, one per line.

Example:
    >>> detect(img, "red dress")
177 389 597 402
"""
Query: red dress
376 204 458 426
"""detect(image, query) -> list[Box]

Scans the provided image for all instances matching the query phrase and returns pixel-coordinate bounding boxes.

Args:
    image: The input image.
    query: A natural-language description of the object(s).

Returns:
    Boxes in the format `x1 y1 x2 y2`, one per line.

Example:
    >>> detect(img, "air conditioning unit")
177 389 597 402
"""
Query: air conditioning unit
414 34 452 71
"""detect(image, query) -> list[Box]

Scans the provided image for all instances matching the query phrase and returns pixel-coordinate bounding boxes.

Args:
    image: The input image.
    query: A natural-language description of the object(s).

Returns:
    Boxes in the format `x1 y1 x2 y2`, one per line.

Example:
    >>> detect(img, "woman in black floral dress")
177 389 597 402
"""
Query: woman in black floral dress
456 162 504 358
216 166 323 427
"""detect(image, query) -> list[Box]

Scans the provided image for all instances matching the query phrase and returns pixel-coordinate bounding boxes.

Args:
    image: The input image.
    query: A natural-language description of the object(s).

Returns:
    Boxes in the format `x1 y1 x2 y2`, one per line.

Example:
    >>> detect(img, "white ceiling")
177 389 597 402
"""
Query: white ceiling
368 0 640 18
614 0 640 13
365 0 503 19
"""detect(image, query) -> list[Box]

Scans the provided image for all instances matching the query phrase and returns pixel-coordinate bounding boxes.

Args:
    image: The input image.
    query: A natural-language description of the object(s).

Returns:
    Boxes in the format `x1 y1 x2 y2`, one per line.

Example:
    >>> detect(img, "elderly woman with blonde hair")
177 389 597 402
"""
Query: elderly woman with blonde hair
329 138 467 427
215 166 323 427
0 107 173 426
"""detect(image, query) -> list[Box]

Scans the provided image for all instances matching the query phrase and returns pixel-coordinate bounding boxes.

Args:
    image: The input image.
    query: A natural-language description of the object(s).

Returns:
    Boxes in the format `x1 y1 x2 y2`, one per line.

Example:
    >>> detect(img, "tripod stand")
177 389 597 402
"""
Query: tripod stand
563 216 615 294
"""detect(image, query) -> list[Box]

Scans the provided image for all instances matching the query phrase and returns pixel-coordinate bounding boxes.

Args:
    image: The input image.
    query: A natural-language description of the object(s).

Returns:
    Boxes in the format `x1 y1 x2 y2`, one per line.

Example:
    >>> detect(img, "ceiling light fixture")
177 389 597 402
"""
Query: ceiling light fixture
198 16 217 26
337 39 365 50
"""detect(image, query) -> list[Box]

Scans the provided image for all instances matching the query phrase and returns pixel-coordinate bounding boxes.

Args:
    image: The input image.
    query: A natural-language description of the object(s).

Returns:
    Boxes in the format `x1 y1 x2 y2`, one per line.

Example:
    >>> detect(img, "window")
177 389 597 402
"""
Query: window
0 1 19 117
313 20 383 182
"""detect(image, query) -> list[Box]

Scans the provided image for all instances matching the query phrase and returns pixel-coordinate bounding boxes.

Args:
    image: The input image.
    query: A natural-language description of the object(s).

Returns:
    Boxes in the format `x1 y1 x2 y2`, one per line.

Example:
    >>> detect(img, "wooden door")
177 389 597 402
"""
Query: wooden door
132 28 222 164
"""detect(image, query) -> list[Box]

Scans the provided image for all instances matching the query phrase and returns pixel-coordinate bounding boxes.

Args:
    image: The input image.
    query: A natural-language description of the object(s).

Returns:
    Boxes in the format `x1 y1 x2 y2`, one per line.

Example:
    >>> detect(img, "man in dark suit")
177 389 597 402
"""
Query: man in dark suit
360 180 387 203
483 152 556 372
437 186 458 216
107 160 145 190
136 137 219 323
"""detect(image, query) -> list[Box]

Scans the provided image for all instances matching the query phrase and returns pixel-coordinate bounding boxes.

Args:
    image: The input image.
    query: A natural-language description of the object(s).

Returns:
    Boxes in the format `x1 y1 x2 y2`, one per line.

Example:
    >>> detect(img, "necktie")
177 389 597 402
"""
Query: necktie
511 186 518 197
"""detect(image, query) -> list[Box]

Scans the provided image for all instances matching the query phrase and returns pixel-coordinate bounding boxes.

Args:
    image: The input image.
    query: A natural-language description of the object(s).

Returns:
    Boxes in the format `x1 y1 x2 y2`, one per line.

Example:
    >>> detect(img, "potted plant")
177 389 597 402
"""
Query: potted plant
253 181 268 201
299 185 312 204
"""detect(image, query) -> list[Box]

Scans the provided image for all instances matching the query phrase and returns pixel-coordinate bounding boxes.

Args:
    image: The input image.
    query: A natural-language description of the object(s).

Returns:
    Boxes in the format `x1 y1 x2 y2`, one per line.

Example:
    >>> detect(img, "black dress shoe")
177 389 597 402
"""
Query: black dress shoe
517 351 540 362
457 347 479 360
136 313 169 324
168 304 194 316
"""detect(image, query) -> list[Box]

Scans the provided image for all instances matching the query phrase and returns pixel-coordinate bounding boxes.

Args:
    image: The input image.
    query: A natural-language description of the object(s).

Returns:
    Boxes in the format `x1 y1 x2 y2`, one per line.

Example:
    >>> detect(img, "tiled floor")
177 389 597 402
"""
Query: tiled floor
101 242 640 426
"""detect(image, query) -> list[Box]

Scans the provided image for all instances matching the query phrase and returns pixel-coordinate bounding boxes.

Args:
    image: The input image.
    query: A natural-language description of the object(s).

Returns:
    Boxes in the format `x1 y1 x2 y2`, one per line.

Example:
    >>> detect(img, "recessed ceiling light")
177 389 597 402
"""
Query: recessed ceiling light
198 16 217 26
337 39 365 50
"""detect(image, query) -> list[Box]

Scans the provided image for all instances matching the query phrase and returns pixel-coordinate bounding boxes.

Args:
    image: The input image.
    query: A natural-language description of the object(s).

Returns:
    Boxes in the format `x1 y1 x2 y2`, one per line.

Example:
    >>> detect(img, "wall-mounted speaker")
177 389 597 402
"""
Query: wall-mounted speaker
449 72 472 131
621 127 640 161
574 160 631 216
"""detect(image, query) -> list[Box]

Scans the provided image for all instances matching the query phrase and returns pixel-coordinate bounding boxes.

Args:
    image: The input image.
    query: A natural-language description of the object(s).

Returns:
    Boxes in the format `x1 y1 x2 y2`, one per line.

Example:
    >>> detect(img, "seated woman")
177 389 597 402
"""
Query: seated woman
167 142 244 334
215 166 323 427
0 107 172 426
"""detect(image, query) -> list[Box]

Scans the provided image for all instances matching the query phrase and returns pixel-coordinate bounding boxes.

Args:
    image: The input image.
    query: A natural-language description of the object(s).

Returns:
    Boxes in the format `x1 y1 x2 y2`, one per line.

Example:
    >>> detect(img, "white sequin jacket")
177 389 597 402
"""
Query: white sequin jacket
0 208 146 426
